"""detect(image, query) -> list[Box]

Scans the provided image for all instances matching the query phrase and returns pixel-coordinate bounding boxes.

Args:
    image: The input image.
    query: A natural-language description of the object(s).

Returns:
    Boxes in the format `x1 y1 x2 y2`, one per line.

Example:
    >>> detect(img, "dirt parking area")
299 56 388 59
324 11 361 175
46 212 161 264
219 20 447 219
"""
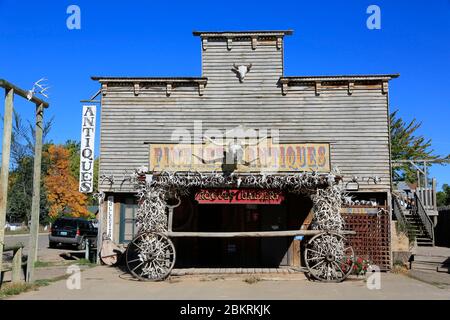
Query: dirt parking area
7 265 450 300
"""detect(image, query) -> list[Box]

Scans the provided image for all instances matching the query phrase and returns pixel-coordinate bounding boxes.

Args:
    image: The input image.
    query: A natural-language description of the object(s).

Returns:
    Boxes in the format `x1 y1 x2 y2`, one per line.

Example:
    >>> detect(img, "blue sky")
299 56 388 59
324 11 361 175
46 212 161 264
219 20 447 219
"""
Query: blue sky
0 0 449 189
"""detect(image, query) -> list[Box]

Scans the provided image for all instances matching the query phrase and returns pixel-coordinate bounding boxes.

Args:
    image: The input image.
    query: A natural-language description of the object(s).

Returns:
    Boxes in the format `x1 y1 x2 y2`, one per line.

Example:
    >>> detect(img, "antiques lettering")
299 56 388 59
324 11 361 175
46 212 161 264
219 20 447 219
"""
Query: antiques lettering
79 105 96 193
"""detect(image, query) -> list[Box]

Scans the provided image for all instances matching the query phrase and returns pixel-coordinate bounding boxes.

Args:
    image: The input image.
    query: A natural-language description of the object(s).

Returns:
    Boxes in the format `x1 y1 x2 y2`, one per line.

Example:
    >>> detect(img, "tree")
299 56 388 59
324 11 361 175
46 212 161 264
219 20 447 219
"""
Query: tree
44 145 90 219
64 140 81 178
63 140 99 205
10 109 53 167
437 184 450 207
6 110 53 223
390 110 444 182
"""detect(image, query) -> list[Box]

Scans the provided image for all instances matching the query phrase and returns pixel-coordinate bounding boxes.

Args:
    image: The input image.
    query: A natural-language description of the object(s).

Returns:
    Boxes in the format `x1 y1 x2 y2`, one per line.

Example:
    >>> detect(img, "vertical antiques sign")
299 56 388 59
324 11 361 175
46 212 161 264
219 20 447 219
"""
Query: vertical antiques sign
79 105 96 193
106 196 114 239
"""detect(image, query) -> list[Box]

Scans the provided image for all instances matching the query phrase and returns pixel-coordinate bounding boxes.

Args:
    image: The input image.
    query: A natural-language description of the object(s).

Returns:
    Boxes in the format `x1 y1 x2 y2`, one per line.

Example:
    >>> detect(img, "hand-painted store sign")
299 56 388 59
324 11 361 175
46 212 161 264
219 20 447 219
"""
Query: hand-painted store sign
195 189 284 204
149 142 330 173
79 105 96 193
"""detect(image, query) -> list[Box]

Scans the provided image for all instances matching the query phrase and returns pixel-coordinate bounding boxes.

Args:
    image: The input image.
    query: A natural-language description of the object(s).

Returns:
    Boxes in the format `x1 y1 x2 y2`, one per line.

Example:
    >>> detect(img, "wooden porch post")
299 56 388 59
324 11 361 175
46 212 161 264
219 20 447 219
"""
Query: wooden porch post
0 88 14 275
26 103 44 283
12 247 23 283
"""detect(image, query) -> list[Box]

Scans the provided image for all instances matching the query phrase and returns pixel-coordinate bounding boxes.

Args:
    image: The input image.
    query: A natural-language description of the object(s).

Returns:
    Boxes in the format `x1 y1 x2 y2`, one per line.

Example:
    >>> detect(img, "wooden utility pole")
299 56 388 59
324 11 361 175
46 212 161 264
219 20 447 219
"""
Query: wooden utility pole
26 103 44 282
0 88 14 274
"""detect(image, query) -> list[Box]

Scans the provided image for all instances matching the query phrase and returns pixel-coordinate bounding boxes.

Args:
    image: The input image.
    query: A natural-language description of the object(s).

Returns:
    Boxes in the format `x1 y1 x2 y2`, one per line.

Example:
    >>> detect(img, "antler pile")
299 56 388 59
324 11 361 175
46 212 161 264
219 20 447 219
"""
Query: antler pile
135 184 168 233
131 170 345 233
310 185 345 231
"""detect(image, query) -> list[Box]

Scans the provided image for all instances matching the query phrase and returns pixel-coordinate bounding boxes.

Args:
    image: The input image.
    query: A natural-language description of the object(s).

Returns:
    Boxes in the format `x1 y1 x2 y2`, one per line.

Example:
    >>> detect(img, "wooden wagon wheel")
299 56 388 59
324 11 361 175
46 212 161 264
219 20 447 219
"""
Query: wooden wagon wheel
125 232 176 281
304 232 354 283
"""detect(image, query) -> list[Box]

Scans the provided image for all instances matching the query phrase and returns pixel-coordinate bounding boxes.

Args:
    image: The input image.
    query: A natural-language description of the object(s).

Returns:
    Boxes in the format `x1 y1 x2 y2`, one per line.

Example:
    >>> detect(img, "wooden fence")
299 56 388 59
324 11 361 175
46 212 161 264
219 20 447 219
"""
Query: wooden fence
342 209 391 270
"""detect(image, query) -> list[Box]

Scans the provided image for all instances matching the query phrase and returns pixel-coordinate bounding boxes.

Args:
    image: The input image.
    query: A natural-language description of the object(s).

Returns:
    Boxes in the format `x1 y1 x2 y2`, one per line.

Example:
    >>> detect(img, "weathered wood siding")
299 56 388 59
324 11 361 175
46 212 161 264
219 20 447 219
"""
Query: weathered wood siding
98 37 391 193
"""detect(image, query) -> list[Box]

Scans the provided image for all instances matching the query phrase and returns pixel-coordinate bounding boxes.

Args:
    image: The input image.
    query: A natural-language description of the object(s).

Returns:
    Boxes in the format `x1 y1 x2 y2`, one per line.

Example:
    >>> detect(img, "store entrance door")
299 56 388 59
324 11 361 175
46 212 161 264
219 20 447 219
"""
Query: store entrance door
195 203 289 267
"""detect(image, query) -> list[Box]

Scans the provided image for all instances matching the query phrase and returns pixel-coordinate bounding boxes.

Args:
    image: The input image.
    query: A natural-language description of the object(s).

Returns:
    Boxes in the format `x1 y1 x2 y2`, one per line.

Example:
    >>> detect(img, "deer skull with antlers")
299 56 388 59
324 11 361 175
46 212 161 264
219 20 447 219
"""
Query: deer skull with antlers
232 63 252 82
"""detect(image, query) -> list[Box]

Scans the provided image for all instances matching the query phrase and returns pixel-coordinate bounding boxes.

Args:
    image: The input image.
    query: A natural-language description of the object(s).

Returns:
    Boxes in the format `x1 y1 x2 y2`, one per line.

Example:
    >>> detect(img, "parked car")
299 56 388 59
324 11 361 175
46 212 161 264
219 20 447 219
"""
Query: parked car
49 217 98 250
5 222 25 231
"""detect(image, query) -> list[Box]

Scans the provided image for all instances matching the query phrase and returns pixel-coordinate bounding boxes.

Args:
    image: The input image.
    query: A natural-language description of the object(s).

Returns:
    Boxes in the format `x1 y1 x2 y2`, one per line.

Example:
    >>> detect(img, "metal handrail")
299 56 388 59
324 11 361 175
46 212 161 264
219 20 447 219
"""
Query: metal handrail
414 193 435 245
392 195 407 226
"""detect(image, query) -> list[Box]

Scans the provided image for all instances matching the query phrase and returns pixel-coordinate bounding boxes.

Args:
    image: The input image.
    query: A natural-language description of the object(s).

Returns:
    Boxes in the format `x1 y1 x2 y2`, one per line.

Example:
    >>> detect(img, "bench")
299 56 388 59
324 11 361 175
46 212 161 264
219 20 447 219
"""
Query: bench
1 244 26 286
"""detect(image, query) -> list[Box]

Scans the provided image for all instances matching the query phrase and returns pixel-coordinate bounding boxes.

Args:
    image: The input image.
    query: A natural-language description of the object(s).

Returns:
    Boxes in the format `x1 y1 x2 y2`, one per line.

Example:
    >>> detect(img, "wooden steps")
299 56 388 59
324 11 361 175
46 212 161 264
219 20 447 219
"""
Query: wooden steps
410 254 450 273
405 214 434 246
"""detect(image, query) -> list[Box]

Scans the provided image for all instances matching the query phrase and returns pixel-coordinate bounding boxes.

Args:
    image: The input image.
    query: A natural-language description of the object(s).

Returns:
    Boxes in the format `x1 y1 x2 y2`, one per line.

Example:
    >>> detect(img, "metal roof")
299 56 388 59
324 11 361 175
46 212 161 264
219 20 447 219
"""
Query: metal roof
193 30 293 37
280 74 400 82
91 76 207 83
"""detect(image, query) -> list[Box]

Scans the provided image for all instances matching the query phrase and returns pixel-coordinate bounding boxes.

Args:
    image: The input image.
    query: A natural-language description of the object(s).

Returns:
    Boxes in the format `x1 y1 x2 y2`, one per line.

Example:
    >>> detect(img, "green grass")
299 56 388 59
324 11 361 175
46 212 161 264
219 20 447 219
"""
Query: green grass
0 283 36 299
34 258 96 268
35 274 70 287
4 230 30 235
75 258 96 266
0 265 92 299
0 274 72 299
34 260 53 268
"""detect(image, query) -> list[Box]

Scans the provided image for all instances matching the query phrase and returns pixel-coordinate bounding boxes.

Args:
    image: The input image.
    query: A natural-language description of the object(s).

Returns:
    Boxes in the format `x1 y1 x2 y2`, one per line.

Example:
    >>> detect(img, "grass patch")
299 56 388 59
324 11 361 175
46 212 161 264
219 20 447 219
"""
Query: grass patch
35 274 70 287
0 283 36 299
0 261 96 299
76 258 96 266
243 276 262 284
34 260 53 268
1 274 73 299
34 279 52 287
34 258 96 268
4 230 30 236
35 259 88 268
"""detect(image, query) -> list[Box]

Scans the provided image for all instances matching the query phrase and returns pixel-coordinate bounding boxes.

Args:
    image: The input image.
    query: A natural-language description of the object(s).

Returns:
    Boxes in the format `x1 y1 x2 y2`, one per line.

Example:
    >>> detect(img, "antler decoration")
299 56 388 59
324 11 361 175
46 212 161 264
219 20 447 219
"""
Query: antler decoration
130 170 343 234
27 78 51 100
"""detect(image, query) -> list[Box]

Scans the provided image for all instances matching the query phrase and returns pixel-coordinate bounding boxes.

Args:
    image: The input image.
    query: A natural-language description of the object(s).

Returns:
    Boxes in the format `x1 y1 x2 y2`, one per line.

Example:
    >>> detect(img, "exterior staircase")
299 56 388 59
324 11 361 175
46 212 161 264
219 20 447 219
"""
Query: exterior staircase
392 193 435 247
405 211 434 246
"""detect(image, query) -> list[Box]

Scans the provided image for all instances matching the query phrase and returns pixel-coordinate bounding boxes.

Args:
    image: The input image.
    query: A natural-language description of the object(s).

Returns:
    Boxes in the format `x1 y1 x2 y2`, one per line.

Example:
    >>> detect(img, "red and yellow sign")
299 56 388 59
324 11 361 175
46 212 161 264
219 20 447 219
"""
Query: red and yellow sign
195 189 284 204
149 141 330 173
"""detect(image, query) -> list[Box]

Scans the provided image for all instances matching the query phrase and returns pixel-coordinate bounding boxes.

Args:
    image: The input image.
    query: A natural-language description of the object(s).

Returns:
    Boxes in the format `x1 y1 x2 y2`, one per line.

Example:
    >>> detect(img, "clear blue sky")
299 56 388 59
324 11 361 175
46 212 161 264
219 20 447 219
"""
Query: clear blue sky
0 0 449 189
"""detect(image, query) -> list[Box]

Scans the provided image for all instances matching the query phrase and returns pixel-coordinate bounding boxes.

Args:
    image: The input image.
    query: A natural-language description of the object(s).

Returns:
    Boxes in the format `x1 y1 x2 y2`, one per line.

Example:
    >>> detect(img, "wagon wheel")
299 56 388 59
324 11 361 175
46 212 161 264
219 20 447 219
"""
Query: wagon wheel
304 232 354 283
125 232 176 281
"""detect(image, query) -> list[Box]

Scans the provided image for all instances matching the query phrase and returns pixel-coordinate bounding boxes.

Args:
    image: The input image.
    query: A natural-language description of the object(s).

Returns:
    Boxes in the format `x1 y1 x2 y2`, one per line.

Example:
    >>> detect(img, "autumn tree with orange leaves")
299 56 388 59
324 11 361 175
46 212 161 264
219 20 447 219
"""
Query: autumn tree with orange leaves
45 145 90 219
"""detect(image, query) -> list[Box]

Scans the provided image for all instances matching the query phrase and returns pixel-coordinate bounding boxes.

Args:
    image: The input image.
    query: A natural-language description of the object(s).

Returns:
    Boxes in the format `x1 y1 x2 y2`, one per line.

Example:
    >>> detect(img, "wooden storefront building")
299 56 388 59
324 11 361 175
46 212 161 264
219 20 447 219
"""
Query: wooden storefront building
92 30 398 270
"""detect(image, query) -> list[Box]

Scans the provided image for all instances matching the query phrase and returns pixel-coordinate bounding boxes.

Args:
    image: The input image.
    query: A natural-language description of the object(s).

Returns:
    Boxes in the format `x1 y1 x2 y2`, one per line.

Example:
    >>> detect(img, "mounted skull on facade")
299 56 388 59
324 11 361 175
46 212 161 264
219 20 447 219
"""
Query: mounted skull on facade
232 63 252 82
199 125 267 172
